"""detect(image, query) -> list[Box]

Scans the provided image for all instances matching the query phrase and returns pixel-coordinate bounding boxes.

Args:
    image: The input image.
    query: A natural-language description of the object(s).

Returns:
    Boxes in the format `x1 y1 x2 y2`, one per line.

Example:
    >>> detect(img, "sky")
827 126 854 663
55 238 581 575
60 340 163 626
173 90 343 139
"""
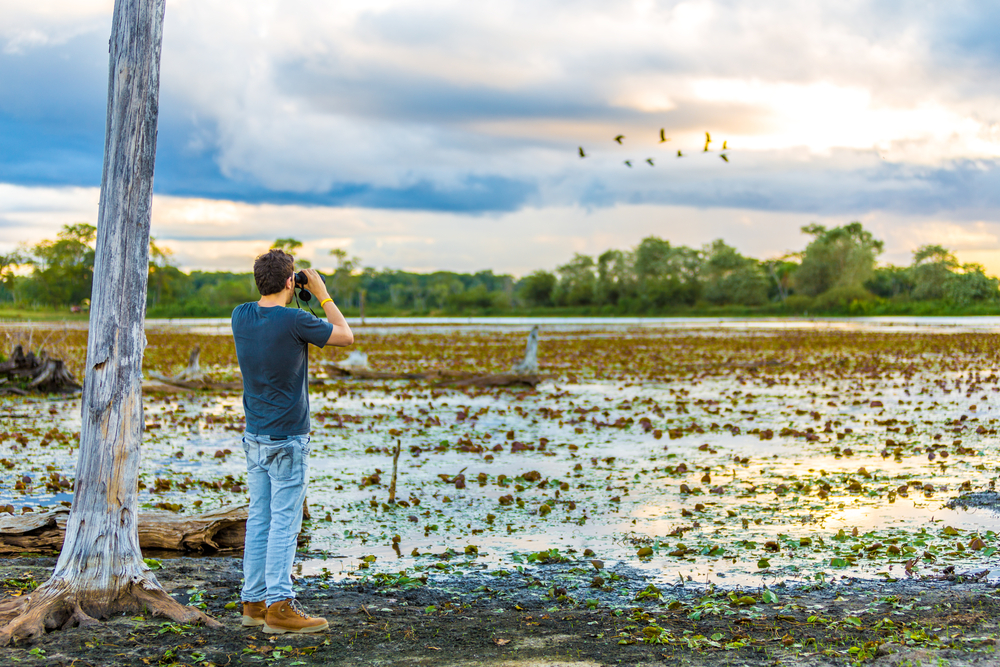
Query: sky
1 0 999 275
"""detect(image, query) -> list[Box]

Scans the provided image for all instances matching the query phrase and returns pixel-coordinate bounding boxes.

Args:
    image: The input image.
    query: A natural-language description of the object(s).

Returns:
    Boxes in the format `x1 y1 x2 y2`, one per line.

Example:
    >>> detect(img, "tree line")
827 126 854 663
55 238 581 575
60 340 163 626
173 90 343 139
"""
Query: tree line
1 221 997 316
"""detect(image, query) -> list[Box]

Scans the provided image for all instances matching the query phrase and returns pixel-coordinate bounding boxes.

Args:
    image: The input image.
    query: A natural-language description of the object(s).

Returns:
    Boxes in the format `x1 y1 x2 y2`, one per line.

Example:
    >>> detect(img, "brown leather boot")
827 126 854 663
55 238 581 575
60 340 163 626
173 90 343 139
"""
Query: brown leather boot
242 601 266 627
263 599 329 634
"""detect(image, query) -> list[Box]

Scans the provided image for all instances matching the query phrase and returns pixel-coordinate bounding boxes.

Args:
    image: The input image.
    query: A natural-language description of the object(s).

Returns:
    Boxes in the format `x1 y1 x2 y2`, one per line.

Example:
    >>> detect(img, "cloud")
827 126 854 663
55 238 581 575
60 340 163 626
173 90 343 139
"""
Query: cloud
1 0 999 238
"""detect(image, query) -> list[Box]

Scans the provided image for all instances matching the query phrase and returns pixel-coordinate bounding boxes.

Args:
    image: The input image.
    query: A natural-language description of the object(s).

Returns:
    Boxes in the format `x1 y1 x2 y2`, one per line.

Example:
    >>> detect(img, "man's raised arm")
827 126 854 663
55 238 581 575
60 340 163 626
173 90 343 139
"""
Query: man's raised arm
302 268 354 346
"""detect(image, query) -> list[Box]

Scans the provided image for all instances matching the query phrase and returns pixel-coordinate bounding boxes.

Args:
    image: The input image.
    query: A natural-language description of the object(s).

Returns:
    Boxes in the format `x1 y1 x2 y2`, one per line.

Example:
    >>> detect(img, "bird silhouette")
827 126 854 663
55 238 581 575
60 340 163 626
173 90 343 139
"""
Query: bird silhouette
646 158 654 166
676 150 683 157
721 140 727 150
624 160 632 167
703 132 711 152
720 154 729 162
659 129 669 143
578 147 586 158
614 135 625 144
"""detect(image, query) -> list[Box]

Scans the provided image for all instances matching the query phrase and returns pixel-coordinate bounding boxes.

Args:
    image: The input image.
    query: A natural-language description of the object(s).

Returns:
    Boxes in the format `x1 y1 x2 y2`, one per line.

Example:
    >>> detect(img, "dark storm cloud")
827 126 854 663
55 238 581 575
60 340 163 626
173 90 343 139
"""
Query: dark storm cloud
0 30 107 186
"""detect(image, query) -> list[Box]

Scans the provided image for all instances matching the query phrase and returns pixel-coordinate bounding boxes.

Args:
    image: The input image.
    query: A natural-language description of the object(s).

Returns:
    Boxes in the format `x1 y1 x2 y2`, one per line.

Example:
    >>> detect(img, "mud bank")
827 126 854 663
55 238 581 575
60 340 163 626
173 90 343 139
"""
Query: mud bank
2 556 999 666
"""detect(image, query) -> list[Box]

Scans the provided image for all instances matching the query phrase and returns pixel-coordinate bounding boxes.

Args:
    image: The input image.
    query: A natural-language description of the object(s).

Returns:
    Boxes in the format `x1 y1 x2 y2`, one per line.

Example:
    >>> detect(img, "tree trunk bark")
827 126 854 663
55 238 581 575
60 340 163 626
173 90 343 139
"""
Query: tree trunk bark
0 0 218 643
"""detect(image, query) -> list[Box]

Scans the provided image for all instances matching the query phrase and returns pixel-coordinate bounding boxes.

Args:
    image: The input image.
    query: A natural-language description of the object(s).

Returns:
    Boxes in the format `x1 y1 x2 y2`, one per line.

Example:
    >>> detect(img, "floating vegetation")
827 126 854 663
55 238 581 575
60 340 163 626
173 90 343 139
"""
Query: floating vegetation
3 322 1000 596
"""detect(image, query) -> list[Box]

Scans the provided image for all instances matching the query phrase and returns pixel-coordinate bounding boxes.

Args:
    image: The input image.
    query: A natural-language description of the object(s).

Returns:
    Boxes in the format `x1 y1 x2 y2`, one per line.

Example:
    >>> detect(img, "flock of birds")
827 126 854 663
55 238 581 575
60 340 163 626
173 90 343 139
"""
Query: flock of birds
578 130 729 166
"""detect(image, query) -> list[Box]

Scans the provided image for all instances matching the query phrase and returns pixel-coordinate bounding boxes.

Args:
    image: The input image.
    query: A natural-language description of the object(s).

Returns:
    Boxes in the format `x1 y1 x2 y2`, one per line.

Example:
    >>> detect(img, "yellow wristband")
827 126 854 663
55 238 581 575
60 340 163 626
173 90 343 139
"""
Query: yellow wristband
319 298 333 307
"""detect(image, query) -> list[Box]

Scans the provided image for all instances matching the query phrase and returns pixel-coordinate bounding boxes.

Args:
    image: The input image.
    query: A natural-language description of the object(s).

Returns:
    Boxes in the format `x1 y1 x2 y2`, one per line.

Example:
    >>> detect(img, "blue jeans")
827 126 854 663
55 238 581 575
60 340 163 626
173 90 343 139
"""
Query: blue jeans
241 432 310 605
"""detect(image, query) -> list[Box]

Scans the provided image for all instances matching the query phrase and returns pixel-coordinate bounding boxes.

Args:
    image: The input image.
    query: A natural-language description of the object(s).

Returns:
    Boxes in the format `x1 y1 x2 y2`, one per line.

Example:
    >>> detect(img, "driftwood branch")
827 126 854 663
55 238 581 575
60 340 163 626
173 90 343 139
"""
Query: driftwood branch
0 505 260 555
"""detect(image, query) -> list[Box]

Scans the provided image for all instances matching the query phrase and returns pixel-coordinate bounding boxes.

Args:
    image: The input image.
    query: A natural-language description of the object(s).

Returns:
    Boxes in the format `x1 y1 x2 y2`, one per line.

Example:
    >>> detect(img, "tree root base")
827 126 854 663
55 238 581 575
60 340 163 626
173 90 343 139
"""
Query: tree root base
0 579 221 645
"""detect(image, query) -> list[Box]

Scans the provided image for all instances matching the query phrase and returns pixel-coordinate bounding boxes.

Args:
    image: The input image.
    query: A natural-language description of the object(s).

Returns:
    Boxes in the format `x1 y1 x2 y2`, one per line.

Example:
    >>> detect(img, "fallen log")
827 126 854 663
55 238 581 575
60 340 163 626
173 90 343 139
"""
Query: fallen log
318 364 545 387
0 345 81 394
318 363 472 381
147 345 204 383
145 346 243 391
436 372 545 388
142 378 242 392
317 326 547 388
0 505 253 555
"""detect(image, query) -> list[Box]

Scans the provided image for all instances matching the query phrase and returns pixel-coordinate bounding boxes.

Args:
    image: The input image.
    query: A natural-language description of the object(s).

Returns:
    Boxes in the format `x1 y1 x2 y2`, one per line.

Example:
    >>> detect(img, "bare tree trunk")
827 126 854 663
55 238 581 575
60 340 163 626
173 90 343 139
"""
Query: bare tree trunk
511 325 539 374
0 0 218 643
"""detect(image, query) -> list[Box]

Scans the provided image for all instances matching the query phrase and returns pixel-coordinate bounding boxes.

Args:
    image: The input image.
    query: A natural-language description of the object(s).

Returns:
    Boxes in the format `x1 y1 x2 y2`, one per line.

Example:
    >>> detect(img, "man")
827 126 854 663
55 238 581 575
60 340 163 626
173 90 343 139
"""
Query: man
232 248 353 634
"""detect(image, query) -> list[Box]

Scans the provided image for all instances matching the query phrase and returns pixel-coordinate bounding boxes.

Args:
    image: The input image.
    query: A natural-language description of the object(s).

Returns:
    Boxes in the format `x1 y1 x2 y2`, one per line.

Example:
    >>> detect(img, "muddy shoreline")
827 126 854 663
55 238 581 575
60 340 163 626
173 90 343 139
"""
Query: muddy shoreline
2 555 999 666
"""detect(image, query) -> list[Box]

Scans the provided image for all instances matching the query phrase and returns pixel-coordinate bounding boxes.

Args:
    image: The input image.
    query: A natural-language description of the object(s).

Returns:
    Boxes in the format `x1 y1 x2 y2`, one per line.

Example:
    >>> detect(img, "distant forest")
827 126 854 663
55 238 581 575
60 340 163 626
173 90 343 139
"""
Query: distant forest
1 222 998 317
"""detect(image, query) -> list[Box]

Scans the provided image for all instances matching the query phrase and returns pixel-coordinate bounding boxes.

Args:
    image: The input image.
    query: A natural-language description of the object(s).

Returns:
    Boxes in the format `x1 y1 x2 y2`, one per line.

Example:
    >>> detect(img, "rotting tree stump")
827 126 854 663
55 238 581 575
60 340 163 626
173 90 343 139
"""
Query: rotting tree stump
0 345 82 395
0 505 253 555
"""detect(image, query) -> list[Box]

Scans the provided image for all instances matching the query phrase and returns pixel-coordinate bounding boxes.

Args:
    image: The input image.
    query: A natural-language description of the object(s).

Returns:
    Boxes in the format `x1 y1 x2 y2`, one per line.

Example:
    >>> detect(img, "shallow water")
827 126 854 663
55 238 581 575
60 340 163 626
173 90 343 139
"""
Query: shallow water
3 322 1000 592
9 314 1000 336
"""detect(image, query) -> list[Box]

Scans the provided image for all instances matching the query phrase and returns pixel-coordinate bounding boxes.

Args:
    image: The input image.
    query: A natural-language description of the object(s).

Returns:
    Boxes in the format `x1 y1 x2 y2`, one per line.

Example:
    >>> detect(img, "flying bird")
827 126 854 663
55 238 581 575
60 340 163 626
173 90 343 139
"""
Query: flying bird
646 158 654 166
614 135 625 144
720 154 729 162
703 132 711 152
624 160 632 167
578 146 586 158
676 150 683 157
659 129 670 143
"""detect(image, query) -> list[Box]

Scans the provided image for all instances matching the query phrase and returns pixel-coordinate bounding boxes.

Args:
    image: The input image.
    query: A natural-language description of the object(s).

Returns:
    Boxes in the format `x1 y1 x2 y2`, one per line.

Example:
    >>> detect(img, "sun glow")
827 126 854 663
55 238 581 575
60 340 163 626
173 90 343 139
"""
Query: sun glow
688 78 1000 161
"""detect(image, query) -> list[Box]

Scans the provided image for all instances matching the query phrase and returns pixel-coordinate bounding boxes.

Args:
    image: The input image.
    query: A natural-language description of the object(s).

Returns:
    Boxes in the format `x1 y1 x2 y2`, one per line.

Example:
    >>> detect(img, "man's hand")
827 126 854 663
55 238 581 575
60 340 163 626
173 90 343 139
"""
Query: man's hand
300 268 353 346
301 268 331 302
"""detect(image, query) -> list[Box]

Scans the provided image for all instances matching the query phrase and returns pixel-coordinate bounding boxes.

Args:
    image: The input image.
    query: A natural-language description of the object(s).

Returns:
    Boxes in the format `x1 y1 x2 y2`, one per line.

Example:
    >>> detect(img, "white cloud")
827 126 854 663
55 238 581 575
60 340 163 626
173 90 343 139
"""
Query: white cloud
3 0 1000 264
144 0 1000 195
0 0 110 52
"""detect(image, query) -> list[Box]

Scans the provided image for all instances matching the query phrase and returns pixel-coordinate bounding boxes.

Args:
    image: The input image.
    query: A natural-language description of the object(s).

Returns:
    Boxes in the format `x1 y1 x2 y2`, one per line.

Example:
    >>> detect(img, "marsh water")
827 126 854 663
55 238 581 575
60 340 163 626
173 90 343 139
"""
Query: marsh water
3 317 1000 593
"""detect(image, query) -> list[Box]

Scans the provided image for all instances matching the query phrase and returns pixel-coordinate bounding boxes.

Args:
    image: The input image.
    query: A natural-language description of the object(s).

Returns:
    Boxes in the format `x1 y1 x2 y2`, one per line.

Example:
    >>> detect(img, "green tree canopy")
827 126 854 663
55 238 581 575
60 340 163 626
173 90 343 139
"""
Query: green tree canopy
946 263 999 306
792 222 884 298
26 223 97 305
553 254 597 306
272 238 310 268
632 237 701 308
518 270 557 307
909 244 959 301
702 239 768 306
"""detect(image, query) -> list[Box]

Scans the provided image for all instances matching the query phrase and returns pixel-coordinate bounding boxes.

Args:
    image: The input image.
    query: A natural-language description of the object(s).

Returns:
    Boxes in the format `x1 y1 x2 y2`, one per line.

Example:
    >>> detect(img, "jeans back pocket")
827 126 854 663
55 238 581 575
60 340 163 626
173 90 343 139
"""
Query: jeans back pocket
264 443 301 481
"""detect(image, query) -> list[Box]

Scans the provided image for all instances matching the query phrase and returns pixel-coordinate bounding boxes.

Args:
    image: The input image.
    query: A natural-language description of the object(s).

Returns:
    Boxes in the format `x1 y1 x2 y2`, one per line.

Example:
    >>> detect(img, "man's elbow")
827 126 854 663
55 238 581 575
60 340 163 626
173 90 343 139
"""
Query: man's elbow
328 330 354 347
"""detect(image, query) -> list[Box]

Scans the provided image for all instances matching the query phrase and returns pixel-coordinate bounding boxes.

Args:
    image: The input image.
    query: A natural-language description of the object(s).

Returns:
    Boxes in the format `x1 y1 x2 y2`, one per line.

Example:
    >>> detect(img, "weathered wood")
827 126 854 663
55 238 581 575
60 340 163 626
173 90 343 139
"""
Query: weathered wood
0 506 253 555
147 346 205 383
318 362 472 381
143 378 242 392
388 441 401 503
0 0 218 644
437 373 545 388
511 325 539 374
144 346 241 391
320 363 544 387
0 345 81 394
317 327 546 388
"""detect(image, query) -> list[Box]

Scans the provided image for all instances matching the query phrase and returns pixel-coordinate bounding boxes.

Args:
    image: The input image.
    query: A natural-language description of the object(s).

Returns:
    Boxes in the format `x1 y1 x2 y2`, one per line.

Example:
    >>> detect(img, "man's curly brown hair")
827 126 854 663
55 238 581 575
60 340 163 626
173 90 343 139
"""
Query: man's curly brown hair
253 248 294 296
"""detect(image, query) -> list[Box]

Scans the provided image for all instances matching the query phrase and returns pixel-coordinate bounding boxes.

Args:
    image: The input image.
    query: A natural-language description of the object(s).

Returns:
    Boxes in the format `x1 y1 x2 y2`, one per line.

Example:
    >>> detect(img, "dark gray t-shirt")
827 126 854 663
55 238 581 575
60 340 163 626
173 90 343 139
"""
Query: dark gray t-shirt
232 303 334 436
